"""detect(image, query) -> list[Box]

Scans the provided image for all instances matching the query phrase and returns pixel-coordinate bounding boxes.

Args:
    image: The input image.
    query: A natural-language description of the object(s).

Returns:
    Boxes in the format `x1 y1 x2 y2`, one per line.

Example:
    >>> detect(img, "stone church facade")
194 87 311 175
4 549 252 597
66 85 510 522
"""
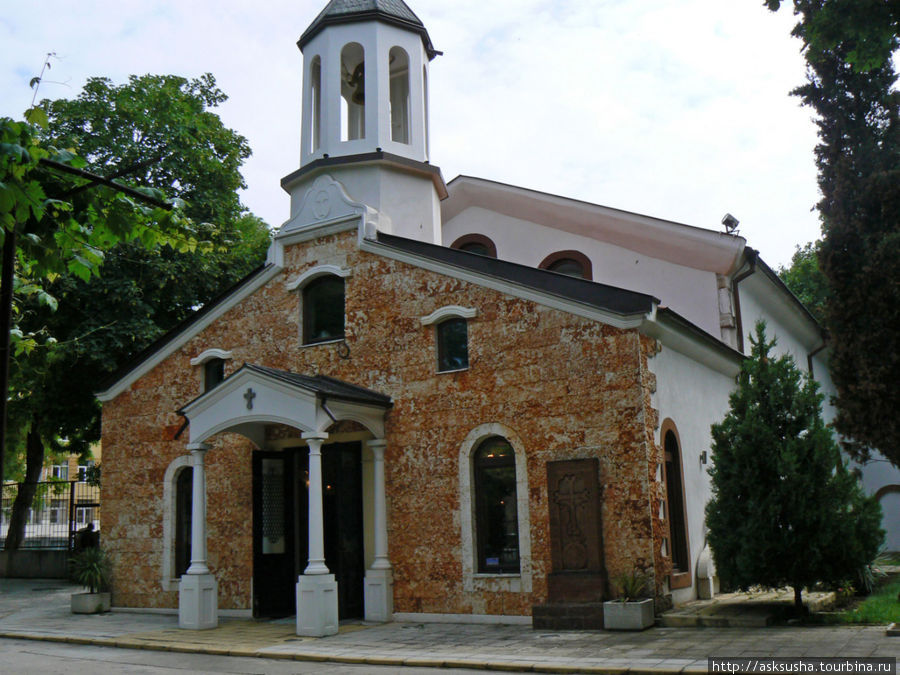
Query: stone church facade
99 0 890 634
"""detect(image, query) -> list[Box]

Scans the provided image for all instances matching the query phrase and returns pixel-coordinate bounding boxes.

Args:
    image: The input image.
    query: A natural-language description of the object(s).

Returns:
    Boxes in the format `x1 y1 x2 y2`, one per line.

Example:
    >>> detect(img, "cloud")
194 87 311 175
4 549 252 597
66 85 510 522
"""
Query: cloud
0 0 823 266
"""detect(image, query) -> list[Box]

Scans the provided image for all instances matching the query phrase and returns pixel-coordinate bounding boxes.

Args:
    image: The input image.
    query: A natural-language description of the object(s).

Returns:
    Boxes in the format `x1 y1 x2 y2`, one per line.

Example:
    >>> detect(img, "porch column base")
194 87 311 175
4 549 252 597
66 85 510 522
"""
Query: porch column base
363 567 393 623
178 573 218 630
296 573 339 637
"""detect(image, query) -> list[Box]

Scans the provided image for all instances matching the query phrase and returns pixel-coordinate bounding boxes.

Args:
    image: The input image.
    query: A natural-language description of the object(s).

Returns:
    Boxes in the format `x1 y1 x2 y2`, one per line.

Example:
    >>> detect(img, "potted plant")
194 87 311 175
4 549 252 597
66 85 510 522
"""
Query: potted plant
603 569 655 630
69 547 111 614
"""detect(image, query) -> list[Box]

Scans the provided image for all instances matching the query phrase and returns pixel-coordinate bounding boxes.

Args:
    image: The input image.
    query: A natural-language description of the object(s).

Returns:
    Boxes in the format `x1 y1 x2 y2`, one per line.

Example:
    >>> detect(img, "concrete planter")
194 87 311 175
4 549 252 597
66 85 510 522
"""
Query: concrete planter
603 598 654 630
71 591 110 614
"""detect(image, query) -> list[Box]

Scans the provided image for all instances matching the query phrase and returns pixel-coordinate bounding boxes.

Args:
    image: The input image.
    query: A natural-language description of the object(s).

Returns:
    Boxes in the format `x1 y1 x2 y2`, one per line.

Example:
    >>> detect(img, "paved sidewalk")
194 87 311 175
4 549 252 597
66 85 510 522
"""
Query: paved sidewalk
1 579 898 673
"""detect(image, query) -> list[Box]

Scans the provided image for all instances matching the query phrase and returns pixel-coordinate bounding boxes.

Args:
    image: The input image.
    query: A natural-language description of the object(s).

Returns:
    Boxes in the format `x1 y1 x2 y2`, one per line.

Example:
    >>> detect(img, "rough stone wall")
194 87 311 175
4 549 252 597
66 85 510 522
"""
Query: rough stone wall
101 227 658 615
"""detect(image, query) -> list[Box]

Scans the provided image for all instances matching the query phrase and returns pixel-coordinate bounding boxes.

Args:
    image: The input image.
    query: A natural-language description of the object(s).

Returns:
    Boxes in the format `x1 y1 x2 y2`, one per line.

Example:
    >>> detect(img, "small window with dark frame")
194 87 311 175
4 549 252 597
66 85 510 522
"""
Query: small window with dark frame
303 275 345 344
204 358 225 392
474 436 520 573
437 318 468 372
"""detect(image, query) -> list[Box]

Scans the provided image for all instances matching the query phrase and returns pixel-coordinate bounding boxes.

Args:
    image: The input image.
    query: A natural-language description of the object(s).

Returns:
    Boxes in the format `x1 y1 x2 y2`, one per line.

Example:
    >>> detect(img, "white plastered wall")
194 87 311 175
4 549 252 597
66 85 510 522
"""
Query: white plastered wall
443 206 721 336
649 343 735 605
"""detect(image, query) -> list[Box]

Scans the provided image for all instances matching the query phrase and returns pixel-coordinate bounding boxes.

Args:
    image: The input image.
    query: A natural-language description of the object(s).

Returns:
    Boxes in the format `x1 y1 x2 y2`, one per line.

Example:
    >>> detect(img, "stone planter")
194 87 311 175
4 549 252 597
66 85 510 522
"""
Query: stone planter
71 591 111 614
603 598 655 630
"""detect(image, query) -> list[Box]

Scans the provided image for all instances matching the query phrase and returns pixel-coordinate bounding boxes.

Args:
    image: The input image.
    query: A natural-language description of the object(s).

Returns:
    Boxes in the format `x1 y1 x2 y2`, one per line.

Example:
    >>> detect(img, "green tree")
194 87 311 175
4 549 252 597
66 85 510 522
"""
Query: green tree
777 241 829 323
1 113 199 547
764 1 900 464
3 75 270 549
706 322 883 611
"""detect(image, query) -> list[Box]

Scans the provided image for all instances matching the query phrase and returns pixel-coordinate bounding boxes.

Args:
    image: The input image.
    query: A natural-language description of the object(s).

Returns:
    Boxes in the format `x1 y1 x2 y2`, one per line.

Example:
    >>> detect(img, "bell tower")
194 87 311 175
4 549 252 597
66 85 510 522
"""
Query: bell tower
281 0 447 243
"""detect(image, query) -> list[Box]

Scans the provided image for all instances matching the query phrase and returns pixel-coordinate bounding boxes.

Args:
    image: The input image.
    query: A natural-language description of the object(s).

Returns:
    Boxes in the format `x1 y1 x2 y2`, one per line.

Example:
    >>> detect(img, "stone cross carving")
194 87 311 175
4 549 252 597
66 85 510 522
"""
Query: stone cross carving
244 387 256 410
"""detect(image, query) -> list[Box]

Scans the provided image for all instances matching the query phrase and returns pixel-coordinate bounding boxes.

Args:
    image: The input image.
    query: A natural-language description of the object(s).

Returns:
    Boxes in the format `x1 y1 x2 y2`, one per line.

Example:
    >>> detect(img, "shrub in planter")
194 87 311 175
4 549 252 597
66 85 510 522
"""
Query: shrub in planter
69 547 111 614
603 570 655 631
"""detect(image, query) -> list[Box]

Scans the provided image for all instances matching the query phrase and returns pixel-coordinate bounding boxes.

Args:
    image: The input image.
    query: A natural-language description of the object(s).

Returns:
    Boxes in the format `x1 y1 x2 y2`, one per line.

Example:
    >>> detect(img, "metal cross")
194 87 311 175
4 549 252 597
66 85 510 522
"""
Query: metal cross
244 387 256 410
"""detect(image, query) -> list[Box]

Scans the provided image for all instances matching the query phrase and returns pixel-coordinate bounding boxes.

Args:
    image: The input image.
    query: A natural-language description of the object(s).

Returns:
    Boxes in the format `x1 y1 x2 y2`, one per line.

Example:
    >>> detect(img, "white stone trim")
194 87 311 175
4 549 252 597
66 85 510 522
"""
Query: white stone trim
189 349 233 367
161 455 192 592
419 305 478 326
96 264 282 401
285 264 353 292
113 606 252 618
458 423 532 594
393 612 532 626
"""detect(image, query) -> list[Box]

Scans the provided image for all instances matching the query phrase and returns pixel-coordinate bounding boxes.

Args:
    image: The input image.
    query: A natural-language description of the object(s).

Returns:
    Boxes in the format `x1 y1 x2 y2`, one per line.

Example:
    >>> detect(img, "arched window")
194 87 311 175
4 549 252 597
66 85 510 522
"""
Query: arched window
303 275 345 344
340 43 366 141
174 467 193 577
474 436 520 573
539 250 592 280
389 47 410 144
450 234 497 258
310 56 322 152
663 427 689 578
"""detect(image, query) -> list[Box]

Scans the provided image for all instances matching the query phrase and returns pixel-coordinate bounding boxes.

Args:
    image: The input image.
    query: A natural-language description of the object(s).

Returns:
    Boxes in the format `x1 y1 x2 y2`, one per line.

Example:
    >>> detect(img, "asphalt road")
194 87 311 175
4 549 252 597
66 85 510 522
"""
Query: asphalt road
0 638 525 675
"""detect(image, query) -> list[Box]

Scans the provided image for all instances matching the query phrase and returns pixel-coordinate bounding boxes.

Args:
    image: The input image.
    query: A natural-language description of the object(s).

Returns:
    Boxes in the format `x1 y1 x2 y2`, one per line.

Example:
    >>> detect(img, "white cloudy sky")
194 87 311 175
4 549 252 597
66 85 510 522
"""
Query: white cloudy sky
1 0 821 268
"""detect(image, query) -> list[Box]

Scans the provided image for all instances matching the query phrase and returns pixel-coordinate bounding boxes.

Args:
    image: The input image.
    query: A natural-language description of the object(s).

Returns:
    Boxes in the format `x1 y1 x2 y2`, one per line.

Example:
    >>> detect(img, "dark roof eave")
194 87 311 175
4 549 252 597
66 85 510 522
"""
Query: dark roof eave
297 12 440 60
96 263 274 396
373 231 658 318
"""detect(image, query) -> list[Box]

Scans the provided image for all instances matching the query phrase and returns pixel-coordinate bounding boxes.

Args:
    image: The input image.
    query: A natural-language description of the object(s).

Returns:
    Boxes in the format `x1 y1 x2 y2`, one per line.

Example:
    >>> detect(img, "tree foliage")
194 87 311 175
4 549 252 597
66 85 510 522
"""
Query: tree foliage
3 74 270 548
765 0 900 463
777 241 829 323
706 322 883 610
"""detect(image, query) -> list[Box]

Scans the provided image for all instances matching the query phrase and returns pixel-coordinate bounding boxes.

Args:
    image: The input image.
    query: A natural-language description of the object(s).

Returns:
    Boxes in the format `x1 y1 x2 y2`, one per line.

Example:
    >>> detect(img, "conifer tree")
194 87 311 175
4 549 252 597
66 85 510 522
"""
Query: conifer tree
705 322 882 611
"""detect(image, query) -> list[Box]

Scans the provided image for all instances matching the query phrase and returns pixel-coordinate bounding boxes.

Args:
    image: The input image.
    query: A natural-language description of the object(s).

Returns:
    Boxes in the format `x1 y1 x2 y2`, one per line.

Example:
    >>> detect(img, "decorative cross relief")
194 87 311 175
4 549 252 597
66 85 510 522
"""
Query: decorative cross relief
244 388 256 410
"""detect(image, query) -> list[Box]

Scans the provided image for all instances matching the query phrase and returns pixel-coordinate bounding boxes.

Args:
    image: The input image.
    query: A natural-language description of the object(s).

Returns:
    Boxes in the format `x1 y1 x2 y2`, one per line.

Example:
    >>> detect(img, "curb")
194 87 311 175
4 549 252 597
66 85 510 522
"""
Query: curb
0 630 692 673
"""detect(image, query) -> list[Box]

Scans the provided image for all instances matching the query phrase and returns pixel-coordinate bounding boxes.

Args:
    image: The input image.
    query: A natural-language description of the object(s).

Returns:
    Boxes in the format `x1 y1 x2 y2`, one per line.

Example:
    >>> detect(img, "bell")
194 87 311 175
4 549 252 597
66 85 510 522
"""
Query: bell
349 62 365 105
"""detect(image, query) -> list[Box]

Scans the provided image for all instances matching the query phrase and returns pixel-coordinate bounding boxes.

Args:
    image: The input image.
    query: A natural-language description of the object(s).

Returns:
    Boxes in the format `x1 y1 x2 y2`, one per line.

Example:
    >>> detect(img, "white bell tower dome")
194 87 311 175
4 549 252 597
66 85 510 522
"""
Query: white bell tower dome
280 0 447 243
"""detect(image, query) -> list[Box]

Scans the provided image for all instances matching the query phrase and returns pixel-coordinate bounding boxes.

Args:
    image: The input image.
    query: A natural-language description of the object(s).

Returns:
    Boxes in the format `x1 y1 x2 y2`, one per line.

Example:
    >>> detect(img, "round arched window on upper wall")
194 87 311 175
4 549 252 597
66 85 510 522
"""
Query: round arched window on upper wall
539 250 592 280
340 42 366 141
389 47 410 144
450 234 497 258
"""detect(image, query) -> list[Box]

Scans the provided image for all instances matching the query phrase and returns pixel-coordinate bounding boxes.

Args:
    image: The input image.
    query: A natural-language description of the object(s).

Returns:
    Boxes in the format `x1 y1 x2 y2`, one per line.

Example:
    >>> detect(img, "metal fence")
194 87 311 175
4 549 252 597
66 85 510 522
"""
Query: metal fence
0 481 100 550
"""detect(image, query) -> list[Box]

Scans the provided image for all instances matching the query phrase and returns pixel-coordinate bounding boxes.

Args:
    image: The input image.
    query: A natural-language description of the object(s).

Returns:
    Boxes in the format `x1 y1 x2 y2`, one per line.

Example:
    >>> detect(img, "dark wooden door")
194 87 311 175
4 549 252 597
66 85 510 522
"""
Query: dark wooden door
296 442 365 620
252 450 296 618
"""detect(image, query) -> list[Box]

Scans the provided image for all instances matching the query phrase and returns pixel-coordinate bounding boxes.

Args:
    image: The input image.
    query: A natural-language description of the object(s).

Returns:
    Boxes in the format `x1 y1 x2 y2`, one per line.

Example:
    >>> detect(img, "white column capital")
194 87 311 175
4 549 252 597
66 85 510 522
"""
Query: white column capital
366 438 387 457
302 431 329 446
186 442 211 454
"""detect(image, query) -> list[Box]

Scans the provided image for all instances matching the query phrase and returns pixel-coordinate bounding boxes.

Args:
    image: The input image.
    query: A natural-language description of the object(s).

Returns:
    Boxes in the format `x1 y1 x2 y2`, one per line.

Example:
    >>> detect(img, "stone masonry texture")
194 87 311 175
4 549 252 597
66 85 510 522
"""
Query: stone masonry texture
101 228 666 615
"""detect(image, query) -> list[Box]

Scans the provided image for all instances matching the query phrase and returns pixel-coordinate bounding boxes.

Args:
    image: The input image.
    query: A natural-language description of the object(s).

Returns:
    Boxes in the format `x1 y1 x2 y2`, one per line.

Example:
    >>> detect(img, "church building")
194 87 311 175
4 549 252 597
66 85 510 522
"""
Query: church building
97 0 895 635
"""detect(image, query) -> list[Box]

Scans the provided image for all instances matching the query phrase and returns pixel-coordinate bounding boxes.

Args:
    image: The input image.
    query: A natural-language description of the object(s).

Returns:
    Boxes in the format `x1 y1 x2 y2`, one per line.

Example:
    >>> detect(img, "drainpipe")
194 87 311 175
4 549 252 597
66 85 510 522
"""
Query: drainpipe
731 249 758 354
807 342 827 379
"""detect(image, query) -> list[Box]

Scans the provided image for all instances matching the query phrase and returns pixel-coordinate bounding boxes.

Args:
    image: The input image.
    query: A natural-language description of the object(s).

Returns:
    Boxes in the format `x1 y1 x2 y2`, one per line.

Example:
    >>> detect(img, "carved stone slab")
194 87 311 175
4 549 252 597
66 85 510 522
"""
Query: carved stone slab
546 458 606 603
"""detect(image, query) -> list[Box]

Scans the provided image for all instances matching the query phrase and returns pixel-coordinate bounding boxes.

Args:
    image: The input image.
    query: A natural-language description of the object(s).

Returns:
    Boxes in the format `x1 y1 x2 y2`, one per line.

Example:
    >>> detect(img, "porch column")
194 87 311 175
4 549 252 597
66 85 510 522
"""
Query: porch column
296 431 338 637
364 438 393 622
179 442 218 629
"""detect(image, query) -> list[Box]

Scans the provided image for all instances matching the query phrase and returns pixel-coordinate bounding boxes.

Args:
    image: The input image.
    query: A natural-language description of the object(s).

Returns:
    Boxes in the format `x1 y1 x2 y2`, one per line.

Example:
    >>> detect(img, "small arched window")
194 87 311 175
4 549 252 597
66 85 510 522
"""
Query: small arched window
474 436 521 573
539 251 592 280
204 358 225 392
450 234 497 258
437 318 468 372
340 43 366 141
664 428 689 575
174 467 193 578
303 275 345 344
389 47 410 144
310 56 322 152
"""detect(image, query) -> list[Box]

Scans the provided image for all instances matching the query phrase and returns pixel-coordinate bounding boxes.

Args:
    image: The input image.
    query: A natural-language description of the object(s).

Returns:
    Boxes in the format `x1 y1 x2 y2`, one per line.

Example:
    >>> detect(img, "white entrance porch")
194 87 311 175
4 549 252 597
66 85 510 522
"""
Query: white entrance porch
175 364 393 635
